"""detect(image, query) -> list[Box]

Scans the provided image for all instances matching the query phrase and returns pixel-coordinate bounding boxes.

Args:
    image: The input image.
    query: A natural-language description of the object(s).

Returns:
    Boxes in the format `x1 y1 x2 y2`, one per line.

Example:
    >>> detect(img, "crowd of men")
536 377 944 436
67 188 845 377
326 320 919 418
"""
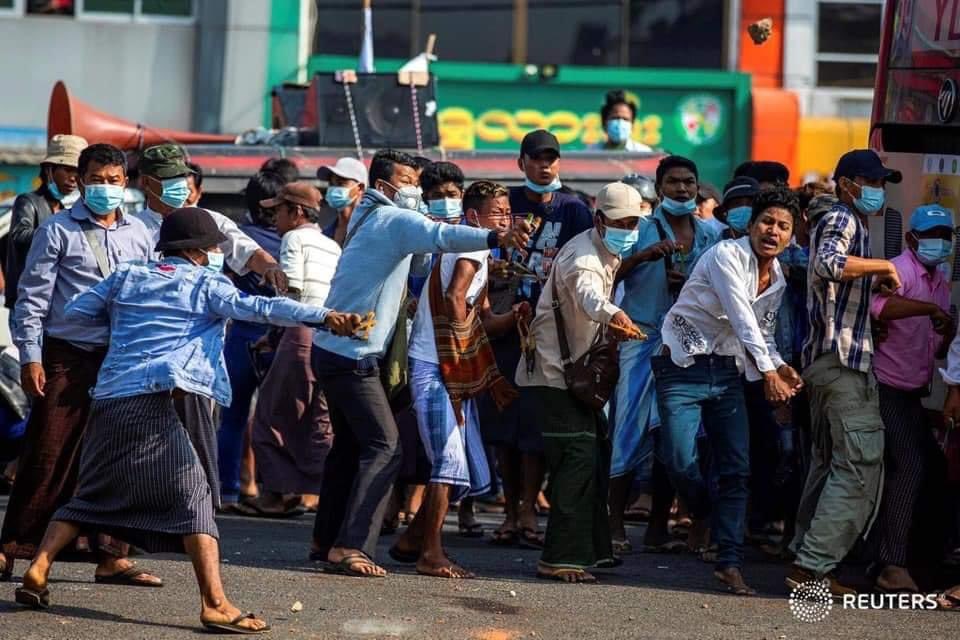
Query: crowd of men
1 96 960 632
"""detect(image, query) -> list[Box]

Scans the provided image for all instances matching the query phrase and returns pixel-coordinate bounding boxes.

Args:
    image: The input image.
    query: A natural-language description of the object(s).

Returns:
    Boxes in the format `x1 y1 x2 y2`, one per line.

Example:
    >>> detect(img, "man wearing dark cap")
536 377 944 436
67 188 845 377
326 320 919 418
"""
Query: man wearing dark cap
734 160 790 189
133 143 290 509
716 176 761 238
133 143 288 293
14 207 360 633
788 149 903 595
481 129 594 548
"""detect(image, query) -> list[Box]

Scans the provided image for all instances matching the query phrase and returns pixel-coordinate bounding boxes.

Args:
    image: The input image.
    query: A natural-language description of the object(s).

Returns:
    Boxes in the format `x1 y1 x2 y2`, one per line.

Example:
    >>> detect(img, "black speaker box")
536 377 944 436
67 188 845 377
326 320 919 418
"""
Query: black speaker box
311 72 439 149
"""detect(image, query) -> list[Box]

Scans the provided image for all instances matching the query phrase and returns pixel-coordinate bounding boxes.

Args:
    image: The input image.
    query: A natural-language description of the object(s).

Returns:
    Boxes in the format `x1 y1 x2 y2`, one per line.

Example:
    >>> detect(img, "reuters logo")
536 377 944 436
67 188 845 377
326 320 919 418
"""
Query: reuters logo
789 580 833 623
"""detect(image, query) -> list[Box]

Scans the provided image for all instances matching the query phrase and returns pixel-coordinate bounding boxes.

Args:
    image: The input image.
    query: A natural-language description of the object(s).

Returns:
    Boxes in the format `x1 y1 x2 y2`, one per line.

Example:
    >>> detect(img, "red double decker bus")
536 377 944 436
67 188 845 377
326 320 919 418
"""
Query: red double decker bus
870 0 960 405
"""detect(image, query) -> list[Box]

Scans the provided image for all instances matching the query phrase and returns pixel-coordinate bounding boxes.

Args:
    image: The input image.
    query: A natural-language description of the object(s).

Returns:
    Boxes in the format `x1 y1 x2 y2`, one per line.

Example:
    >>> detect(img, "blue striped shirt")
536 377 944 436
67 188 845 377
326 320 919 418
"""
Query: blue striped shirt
802 202 874 373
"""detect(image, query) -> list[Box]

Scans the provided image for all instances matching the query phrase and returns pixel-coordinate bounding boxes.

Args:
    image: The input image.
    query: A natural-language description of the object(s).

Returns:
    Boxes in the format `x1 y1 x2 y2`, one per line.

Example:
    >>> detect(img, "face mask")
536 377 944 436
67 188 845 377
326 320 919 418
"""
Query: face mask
914 237 953 266
726 206 753 233
853 184 885 215
385 182 422 211
661 196 696 217
427 198 463 220
47 177 65 201
524 176 562 194
205 251 225 273
83 183 125 215
602 225 640 257
606 118 633 144
325 185 355 210
155 177 190 209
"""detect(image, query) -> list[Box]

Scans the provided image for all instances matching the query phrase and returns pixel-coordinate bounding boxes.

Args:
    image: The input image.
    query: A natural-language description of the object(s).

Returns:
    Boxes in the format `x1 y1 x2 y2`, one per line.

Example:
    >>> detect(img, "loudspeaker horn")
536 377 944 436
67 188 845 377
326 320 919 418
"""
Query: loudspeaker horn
47 81 235 149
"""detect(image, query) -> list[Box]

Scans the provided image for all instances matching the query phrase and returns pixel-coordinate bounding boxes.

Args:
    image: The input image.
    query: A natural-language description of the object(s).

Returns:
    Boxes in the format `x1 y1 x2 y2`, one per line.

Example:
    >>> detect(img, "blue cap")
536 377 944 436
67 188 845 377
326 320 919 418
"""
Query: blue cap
834 149 902 184
909 204 954 232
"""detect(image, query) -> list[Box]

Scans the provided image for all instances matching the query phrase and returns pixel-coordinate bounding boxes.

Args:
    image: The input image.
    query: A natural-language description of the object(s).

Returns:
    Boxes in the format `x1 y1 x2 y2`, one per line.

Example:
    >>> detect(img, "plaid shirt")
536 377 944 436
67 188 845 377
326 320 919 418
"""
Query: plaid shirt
802 203 874 373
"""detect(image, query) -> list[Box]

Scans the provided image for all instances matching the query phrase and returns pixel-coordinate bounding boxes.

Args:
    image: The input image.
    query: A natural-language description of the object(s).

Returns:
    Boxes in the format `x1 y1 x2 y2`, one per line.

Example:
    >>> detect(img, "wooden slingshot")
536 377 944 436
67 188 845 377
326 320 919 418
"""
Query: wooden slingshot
353 311 377 340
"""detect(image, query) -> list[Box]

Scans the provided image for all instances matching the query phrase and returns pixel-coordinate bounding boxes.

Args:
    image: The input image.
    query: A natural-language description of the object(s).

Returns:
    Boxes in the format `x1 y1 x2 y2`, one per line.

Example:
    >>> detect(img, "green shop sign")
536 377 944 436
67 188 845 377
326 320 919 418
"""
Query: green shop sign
308 56 751 187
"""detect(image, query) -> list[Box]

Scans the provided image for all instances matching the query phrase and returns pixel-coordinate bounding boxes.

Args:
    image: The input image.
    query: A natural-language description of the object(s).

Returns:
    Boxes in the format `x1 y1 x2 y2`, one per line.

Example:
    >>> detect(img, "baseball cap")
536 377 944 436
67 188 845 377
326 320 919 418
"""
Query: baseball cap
259 181 323 209
719 176 760 210
317 157 368 186
834 149 902 184
43 134 88 167
596 182 644 220
140 144 193 179
520 129 560 158
155 207 228 252
909 204 954 232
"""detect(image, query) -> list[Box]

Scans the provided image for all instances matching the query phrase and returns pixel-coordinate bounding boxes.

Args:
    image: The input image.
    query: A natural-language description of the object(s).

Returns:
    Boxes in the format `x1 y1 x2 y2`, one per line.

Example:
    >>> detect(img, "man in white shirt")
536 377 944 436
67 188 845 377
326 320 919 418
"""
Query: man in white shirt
652 187 803 595
247 182 342 515
132 144 287 292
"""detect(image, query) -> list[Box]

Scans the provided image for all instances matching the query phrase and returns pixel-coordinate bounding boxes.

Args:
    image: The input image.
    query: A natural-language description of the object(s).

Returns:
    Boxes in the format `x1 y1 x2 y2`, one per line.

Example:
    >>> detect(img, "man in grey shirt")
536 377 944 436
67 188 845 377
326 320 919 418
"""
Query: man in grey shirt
0 144 162 589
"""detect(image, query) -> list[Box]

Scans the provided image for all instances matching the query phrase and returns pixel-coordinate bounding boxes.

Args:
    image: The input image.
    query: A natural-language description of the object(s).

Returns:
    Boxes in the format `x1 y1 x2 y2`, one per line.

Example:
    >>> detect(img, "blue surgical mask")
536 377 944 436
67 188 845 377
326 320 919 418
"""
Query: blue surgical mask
915 237 953 266
427 198 463 220
854 185 885 215
47 179 65 202
606 118 633 145
325 185 355 210
726 205 753 233
525 176 562 194
83 183 125 215
661 196 696 216
205 251 225 273
602 226 640 257
157 177 190 209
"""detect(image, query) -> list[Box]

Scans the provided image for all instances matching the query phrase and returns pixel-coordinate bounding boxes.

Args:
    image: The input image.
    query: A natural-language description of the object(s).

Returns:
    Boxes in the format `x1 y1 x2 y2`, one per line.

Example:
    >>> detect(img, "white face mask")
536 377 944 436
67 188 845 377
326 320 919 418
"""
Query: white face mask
382 181 422 211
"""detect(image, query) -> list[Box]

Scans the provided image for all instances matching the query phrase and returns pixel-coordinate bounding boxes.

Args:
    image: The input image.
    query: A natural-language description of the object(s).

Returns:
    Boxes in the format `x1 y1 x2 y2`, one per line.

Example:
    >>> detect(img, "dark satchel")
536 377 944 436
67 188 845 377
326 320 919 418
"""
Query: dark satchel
550 277 619 411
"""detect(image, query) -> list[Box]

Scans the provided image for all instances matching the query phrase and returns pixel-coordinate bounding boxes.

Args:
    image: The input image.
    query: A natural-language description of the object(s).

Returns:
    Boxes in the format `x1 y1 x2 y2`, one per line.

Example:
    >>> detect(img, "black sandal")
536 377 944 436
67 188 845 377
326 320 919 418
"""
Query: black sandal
201 612 271 634
94 565 164 587
322 553 386 578
518 527 545 550
15 586 50 609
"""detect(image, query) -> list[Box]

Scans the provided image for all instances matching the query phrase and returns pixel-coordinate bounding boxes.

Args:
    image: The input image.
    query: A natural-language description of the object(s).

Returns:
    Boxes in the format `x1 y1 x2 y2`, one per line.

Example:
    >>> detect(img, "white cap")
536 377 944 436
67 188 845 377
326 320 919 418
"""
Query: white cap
317 157 368 187
595 182 644 220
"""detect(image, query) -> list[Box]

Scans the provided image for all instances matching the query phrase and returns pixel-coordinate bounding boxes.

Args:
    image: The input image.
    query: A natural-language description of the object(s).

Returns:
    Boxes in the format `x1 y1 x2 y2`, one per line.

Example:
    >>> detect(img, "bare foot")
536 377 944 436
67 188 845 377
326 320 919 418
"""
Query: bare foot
300 494 319 511
328 547 387 577
537 565 597 584
94 557 163 586
201 599 269 632
714 567 756 596
22 561 48 593
416 551 475 579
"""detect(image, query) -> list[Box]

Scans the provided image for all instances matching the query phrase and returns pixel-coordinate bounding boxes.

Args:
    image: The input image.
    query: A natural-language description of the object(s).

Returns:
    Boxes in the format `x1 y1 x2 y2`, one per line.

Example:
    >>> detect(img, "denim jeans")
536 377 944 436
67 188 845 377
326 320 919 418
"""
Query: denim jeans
217 321 269 503
652 354 750 569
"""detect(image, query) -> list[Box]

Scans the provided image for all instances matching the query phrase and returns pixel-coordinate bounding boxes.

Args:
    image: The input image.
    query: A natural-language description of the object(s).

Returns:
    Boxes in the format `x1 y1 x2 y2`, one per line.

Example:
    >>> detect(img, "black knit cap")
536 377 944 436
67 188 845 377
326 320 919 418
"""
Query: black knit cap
155 207 228 253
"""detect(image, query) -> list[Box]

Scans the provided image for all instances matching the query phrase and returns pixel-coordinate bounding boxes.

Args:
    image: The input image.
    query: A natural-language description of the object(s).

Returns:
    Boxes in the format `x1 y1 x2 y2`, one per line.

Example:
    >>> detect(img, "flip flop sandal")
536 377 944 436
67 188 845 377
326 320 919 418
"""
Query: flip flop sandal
518 527 545 550
458 523 485 538
536 569 598 584
643 540 687 554
714 575 756 596
0 556 13 582
95 566 164 587
489 529 518 546
387 546 419 564
594 556 623 569
612 538 633 554
936 592 960 611
201 612 271 634
308 550 327 563
239 498 305 519
322 553 385 578
15 586 50 609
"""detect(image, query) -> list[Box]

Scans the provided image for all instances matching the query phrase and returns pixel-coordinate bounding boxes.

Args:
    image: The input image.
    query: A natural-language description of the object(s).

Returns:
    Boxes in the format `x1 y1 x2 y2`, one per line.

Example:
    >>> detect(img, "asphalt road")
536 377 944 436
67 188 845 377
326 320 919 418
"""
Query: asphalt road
0 498 957 640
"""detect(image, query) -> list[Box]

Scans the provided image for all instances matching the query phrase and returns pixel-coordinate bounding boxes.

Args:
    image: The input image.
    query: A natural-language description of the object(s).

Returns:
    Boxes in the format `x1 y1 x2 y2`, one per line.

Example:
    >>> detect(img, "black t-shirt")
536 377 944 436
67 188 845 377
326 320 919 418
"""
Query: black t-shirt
505 186 594 306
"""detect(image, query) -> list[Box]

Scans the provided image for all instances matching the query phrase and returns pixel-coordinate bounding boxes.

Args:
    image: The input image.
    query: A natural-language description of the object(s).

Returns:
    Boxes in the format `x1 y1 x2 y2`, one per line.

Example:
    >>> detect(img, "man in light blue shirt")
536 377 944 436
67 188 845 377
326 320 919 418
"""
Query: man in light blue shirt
608 156 719 554
311 149 530 578
2 144 161 589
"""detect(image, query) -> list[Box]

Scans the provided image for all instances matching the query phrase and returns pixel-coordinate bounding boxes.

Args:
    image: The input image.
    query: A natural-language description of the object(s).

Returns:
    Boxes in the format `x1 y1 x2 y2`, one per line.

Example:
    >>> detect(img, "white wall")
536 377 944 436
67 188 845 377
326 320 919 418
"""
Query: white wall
783 0 874 118
0 16 195 130
219 1 271 132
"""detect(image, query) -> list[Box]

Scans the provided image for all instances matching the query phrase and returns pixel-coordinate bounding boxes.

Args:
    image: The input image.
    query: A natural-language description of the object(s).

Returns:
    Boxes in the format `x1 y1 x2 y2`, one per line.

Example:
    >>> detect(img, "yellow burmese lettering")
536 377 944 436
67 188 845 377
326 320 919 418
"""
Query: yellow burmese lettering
476 110 514 143
438 107 476 150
